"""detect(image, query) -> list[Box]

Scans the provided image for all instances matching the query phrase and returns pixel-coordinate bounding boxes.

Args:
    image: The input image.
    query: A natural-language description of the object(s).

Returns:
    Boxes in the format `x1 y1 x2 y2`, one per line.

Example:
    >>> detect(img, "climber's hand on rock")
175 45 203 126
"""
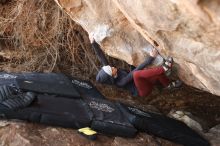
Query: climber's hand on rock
150 47 158 57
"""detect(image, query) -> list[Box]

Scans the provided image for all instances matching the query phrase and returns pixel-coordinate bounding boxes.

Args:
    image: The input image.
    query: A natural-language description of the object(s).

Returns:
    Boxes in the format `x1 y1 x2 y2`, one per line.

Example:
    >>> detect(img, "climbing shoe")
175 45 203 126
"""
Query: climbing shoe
166 80 182 90
162 57 173 76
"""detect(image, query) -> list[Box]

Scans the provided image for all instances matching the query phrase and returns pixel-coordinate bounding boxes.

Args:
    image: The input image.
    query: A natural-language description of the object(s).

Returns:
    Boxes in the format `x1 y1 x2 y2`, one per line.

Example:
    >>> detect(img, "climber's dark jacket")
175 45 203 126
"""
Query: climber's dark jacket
92 41 155 96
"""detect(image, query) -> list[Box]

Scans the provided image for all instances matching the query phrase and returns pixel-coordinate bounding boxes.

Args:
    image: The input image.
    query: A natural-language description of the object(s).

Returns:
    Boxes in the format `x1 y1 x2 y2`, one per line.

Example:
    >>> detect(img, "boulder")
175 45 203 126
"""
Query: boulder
205 124 220 146
54 0 220 96
168 110 204 133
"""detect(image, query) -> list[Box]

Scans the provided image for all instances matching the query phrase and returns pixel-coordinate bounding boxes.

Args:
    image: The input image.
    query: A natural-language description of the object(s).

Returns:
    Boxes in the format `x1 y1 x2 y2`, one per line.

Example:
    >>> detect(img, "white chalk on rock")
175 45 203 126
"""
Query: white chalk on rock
143 45 164 66
90 24 113 43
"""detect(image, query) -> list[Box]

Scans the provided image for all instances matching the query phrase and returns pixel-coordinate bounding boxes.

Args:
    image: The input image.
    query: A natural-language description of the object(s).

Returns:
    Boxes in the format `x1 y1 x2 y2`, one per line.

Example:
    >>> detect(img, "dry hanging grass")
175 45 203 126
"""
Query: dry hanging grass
0 0 97 78
0 0 129 79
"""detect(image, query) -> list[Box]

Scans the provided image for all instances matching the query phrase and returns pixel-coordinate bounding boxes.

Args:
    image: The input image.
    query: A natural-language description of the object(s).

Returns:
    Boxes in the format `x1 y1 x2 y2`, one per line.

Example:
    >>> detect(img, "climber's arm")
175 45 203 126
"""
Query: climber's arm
91 40 109 66
133 56 155 71
117 48 158 87
116 56 155 87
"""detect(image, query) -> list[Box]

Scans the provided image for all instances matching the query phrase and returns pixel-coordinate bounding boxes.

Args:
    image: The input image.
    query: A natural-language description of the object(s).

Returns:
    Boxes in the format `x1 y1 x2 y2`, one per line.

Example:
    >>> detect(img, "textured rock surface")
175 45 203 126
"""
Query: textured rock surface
0 120 219 146
205 124 220 146
0 121 180 146
55 0 220 96
168 110 204 132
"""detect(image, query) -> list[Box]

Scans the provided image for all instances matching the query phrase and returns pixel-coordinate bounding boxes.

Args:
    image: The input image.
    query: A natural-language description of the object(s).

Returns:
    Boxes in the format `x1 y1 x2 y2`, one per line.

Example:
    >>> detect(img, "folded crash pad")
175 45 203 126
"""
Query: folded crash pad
0 72 80 97
0 94 93 128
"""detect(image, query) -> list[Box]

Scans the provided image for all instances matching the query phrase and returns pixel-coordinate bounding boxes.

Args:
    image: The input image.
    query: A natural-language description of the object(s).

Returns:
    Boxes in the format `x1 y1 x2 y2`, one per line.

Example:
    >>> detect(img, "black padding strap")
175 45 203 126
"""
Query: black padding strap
0 85 36 110
0 85 14 101
2 92 35 109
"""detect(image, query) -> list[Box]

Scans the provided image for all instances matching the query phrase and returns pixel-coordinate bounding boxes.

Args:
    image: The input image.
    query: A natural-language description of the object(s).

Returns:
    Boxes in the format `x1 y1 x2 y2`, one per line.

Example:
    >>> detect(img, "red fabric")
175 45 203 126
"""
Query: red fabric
133 67 170 97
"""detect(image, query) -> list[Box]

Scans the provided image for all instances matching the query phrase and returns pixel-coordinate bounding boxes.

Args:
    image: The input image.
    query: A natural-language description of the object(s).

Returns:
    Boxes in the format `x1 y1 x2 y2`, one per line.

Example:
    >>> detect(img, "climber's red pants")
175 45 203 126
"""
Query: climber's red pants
133 67 170 97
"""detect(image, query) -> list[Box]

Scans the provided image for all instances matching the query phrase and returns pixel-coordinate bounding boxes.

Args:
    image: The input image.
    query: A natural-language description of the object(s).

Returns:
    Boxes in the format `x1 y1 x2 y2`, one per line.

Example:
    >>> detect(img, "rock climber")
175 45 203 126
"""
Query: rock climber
89 36 182 97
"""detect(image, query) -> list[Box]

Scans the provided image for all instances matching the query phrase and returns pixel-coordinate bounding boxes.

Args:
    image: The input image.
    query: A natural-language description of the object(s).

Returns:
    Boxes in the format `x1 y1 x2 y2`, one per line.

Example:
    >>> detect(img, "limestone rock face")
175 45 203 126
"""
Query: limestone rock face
55 0 220 96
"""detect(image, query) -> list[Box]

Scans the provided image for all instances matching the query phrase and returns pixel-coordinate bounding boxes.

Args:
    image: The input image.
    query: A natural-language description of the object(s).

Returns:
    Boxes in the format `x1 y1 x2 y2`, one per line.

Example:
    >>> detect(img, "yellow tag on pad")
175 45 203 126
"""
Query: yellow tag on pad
78 127 97 135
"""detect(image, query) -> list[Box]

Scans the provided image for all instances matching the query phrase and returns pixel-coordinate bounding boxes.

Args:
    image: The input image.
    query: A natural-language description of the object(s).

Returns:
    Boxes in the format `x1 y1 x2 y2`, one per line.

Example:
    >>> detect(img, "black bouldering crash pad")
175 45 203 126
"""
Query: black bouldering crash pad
85 97 137 137
0 72 210 146
71 77 106 99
